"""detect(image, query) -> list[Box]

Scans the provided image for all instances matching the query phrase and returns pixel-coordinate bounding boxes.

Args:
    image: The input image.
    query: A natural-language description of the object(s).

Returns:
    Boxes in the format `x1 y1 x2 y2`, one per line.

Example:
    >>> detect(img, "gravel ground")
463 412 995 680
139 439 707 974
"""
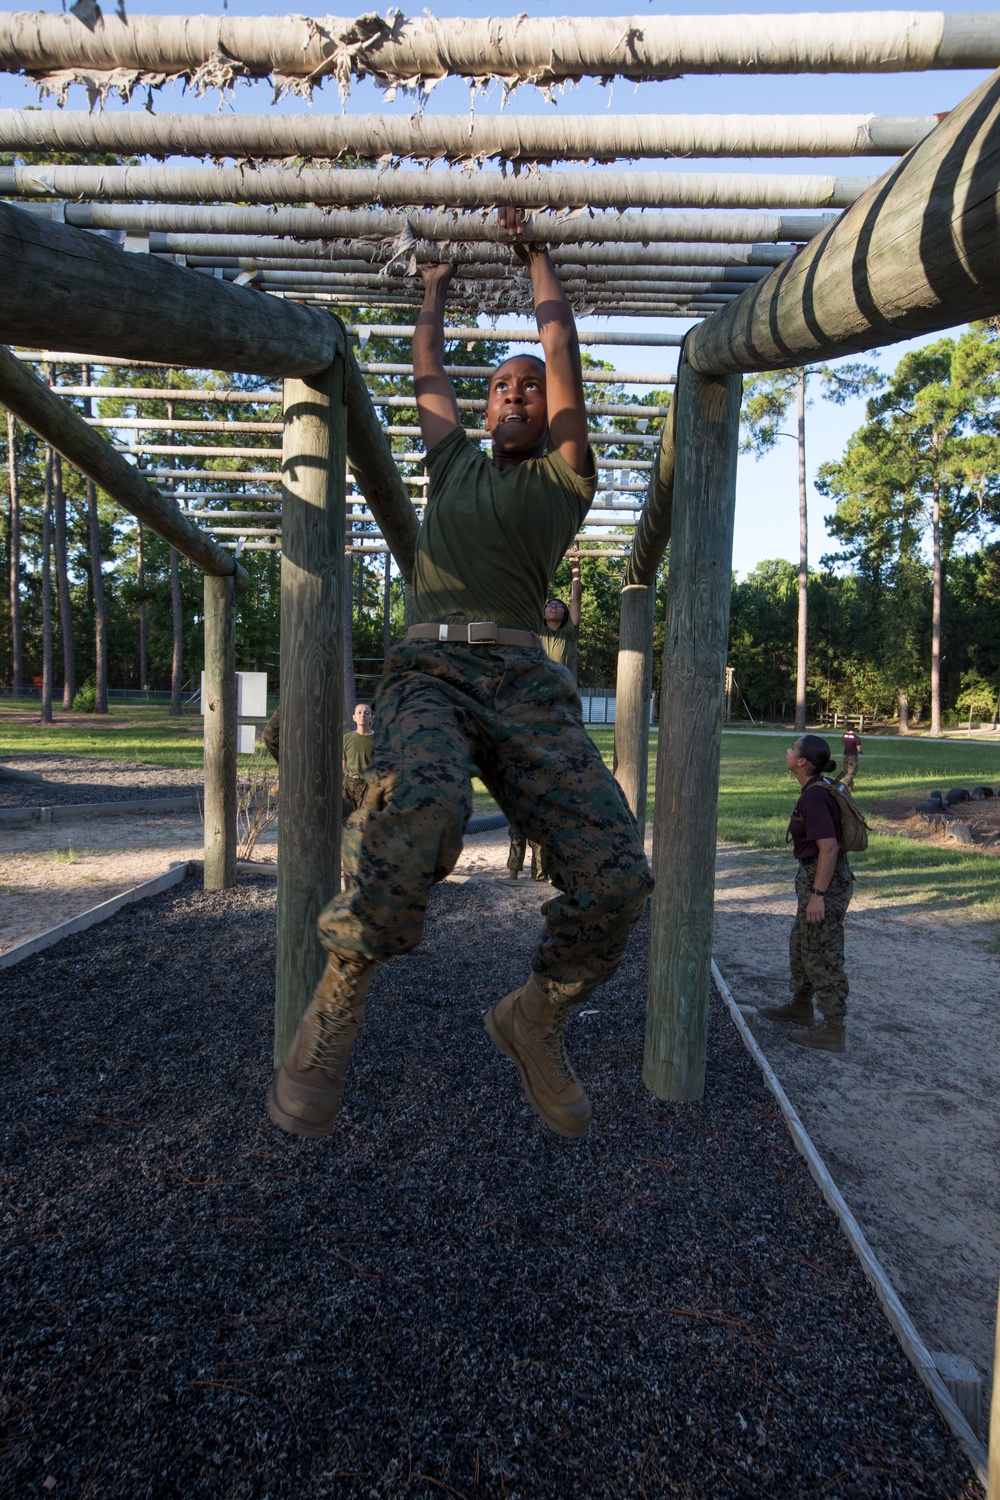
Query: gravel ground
0 755 202 807
0 878 980 1499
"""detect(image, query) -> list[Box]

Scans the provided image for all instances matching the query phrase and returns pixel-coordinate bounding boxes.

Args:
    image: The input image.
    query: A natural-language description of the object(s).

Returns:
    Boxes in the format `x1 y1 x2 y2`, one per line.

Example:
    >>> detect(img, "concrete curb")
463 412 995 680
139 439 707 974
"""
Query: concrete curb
0 793 201 826
712 958 988 1491
0 862 192 969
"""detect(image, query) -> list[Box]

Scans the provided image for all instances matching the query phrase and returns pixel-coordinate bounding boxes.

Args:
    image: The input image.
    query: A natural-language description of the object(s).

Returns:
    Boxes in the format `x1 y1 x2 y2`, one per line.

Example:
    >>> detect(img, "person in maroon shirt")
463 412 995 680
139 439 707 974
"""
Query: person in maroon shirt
842 728 862 789
760 734 853 1052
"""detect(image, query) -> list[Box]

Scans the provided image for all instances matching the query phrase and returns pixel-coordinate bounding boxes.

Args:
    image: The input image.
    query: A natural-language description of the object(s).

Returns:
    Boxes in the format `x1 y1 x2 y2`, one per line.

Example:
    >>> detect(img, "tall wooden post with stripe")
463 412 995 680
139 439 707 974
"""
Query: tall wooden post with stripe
643 355 742 1101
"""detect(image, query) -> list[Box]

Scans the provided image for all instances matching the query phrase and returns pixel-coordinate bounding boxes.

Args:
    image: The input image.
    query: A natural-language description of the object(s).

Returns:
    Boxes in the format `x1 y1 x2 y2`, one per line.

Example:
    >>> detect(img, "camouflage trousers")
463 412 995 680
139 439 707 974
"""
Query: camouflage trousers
841 753 859 789
507 827 549 882
320 641 653 1001
790 855 853 1018
342 773 369 824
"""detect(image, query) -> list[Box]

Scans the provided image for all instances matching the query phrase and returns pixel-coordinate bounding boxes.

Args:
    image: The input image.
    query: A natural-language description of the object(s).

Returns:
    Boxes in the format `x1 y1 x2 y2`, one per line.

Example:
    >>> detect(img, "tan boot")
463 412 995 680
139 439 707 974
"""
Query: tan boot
789 1017 846 1053
484 976 591 1139
760 996 815 1024
267 956 376 1138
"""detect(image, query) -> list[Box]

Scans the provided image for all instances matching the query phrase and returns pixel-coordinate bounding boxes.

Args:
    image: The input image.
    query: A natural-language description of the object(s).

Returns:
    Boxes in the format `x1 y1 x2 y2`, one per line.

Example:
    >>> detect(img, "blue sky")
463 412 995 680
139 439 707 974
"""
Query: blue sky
0 0 991 575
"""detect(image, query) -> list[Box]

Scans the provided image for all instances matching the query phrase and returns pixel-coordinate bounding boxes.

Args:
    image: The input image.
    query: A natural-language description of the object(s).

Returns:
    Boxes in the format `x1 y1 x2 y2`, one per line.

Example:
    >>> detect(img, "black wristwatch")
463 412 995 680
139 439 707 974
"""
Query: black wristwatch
810 886 828 896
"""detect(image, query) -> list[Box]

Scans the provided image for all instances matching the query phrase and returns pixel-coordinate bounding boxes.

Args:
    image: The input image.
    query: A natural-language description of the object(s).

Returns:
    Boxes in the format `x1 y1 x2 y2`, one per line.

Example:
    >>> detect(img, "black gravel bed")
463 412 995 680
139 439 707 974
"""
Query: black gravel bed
0 754 201 807
0 879 979 1500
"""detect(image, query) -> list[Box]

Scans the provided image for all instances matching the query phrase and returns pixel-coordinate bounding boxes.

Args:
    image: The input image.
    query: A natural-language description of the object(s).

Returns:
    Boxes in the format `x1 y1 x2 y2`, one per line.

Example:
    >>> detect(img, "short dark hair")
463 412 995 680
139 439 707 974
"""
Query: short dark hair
795 734 836 776
491 353 546 383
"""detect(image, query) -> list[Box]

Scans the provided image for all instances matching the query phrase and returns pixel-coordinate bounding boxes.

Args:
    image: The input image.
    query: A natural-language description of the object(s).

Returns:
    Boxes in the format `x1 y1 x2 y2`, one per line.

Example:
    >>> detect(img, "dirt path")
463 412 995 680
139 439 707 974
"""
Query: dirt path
713 841 1000 1423
5 812 998 1430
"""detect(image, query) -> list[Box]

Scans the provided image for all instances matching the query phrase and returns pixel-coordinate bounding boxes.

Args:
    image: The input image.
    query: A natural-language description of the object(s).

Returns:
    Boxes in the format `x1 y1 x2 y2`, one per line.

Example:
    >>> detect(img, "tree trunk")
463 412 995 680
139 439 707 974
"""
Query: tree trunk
930 474 942 737
53 451 76 708
794 365 808 733
137 518 148 691
6 409 23 694
86 476 108 714
40 448 53 724
170 546 183 716
898 690 910 735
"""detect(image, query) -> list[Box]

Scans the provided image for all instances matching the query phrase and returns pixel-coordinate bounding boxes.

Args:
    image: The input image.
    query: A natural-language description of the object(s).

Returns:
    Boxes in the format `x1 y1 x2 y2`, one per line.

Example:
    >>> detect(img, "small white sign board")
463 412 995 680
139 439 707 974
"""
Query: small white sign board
199 671 269 719
237 723 257 755
237 672 268 719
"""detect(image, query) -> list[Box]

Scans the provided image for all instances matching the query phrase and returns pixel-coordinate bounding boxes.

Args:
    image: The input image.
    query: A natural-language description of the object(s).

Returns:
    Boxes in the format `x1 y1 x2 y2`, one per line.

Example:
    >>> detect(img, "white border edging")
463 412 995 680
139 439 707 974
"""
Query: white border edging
712 958 988 1491
0 862 192 969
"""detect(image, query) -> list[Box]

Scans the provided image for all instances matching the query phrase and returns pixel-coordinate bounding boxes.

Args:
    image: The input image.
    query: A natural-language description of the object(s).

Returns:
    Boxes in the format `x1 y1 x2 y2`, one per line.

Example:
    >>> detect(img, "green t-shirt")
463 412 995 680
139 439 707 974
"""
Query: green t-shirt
343 731 374 777
410 427 596 632
540 619 579 679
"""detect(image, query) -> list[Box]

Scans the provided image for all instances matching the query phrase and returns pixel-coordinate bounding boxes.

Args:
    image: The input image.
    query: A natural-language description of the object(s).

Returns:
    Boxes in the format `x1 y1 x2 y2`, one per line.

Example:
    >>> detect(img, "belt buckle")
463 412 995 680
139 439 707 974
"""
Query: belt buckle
469 621 497 645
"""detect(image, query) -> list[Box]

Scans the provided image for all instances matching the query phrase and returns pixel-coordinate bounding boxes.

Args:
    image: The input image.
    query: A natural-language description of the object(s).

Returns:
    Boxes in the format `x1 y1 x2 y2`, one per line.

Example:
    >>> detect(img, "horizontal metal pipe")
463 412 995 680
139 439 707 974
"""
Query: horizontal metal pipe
188 257 770 288
113 425 661 448
0 13 996 93
0 108 936 162
60 386 670 418
0 164 876 211
148 233 798 268
250 269 755 295
25 357 676 386
55 202 838 247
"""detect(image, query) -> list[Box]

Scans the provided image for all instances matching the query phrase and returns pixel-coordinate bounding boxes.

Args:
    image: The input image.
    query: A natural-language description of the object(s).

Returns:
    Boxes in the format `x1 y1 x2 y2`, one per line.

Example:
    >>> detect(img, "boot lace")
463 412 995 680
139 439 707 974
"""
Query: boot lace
540 1010 574 1088
307 1003 358 1073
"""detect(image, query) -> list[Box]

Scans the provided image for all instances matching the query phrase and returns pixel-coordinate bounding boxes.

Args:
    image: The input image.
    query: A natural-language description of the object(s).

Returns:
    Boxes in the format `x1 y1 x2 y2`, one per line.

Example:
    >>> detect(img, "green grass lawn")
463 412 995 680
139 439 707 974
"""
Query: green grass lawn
6 705 1000 914
589 726 1000 919
0 701 207 771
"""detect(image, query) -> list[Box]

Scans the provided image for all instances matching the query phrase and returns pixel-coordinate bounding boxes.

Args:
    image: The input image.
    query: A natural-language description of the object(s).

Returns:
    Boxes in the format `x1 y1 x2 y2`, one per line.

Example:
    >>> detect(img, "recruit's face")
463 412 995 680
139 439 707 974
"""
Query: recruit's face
485 357 548 457
786 740 806 774
354 704 371 732
544 602 568 630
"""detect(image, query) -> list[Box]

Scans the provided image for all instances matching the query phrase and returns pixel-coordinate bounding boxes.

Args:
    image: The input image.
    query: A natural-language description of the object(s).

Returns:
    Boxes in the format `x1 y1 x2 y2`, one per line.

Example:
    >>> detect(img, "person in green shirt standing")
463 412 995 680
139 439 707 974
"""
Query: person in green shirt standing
267 207 652 1146
342 702 374 815
540 544 582 681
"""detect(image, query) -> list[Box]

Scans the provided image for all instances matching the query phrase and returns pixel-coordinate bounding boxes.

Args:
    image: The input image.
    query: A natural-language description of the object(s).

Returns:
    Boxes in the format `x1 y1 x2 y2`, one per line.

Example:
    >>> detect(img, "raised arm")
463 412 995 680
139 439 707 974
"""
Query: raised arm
499 206 592 478
413 262 461 452
568 544 582 626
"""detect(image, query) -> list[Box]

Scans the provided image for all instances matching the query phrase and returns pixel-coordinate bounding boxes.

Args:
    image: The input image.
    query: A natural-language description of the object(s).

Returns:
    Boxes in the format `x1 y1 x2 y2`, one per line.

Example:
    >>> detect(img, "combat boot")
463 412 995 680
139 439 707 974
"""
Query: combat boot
267 956 376 1138
760 996 815 1024
789 1017 846 1053
484 975 591 1139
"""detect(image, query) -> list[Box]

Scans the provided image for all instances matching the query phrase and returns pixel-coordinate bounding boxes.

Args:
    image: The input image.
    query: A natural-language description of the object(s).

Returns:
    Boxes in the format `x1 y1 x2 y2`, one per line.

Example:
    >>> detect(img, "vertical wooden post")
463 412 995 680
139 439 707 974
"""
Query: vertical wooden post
275 359 346 1064
203 570 237 890
614 582 655 845
643 355 742 1102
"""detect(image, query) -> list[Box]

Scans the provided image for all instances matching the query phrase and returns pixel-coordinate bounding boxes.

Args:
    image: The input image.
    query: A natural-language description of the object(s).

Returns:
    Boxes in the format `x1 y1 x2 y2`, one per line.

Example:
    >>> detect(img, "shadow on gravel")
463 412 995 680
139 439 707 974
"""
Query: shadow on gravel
0 876 980 1499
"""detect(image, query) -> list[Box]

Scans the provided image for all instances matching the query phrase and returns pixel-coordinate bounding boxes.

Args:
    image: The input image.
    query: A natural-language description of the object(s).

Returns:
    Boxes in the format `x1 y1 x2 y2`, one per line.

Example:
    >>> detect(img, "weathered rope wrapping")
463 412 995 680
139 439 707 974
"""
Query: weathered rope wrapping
52 202 840 247
146 234 795 269
0 107 934 162
0 163 876 211
0 12 995 103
